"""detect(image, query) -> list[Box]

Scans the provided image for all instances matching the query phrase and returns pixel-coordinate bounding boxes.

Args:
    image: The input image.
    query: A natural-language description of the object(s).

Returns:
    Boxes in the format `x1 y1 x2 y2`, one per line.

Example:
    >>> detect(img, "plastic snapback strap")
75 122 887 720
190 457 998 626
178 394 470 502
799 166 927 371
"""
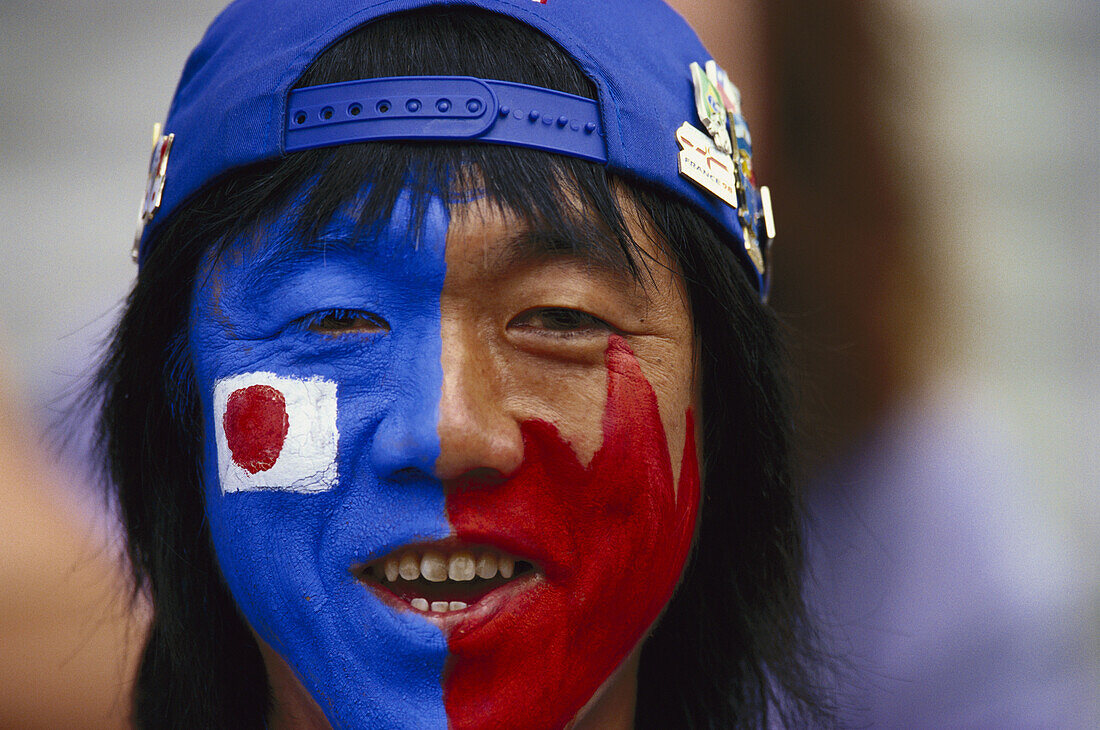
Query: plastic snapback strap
286 76 607 162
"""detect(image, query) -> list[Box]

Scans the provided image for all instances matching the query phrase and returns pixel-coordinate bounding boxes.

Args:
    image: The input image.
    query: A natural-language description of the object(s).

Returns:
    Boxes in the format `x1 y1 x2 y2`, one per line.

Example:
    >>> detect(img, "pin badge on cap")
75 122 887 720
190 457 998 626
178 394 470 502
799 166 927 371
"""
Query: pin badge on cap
132 123 174 261
706 60 742 117
678 60 766 275
689 62 732 155
675 122 738 208
677 60 741 208
705 60 767 276
707 60 754 183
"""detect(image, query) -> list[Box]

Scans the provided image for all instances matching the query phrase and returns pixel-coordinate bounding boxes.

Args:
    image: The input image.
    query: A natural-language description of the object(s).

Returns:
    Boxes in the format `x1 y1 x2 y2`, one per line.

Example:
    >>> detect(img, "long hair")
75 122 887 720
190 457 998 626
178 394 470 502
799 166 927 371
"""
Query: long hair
96 9 825 727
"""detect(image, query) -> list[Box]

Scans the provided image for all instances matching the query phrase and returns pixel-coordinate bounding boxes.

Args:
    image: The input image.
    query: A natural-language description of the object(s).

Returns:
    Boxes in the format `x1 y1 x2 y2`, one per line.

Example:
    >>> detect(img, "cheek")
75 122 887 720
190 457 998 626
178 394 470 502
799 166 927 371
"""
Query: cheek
496 357 609 467
442 336 700 729
198 373 345 642
198 371 455 729
210 373 340 492
190 194 463 726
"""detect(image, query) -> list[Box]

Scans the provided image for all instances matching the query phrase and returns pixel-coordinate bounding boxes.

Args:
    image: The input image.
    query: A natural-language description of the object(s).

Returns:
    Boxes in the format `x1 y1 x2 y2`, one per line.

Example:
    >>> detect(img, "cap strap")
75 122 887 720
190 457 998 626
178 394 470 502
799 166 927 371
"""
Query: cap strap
286 76 607 162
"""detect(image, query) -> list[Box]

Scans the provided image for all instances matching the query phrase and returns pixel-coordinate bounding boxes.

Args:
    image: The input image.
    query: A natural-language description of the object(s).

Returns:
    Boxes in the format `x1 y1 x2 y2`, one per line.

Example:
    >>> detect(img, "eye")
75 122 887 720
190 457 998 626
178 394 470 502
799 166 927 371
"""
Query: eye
303 308 390 334
508 307 614 336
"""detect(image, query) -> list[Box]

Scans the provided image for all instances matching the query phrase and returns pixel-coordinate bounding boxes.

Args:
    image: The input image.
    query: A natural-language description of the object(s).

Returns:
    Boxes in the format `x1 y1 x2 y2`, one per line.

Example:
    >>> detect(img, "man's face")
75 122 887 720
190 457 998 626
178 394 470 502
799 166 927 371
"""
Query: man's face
189 189 700 729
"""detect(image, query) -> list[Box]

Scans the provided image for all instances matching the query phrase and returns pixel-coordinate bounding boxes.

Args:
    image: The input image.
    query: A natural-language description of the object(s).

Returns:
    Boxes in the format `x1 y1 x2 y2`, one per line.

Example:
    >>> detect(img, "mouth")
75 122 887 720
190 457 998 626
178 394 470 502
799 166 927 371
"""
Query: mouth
354 541 538 616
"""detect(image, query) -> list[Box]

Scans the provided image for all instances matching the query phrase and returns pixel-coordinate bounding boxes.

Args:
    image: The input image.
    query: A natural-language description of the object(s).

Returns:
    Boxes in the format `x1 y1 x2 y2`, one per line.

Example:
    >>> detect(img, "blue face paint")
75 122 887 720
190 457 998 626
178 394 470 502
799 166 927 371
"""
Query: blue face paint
190 191 450 728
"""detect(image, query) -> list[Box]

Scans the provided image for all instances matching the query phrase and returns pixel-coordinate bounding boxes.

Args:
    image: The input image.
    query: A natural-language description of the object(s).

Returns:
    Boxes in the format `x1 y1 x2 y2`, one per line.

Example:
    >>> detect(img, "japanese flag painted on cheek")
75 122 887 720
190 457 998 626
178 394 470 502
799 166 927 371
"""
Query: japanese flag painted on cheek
190 191 700 729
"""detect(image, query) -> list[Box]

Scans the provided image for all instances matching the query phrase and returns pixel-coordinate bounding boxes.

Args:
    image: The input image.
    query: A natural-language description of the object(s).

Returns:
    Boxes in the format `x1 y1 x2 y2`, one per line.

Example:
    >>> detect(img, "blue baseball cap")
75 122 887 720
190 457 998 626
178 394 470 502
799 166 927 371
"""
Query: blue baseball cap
134 0 775 295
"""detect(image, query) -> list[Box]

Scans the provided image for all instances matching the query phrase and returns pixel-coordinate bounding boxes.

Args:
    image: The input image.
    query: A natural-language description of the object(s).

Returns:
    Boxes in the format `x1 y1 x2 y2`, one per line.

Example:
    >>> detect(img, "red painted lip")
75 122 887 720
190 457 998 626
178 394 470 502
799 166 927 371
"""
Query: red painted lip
363 570 544 633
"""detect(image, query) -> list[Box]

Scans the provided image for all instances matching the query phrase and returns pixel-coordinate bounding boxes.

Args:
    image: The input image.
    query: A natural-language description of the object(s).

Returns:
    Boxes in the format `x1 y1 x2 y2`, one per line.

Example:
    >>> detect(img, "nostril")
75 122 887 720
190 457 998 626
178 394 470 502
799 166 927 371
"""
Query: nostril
442 467 509 493
390 466 428 483
435 393 524 481
368 405 442 479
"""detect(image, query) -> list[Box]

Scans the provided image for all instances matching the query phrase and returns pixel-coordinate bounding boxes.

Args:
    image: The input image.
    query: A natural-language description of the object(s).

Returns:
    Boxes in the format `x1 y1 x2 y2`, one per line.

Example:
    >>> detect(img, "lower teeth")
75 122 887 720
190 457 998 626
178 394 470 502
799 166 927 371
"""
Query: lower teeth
410 598 468 612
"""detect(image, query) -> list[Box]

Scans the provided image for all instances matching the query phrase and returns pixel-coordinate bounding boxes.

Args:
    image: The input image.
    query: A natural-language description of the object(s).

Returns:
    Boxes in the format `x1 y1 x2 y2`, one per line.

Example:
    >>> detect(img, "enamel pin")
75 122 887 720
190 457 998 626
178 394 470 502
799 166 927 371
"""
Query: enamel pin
704 61 766 274
705 60 742 117
678 60 768 276
675 122 738 208
689 62 732 154
679 61 739 207
706 60 754 184
132 122 174 261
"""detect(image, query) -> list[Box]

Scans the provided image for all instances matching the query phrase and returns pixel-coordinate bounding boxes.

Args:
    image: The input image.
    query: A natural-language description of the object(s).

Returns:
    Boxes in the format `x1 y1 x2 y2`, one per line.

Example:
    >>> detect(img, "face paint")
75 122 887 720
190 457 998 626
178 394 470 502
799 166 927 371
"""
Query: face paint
214 372 338 491
191 188 699 729
443 335 699 729
224 384 287 474
191 192 453 728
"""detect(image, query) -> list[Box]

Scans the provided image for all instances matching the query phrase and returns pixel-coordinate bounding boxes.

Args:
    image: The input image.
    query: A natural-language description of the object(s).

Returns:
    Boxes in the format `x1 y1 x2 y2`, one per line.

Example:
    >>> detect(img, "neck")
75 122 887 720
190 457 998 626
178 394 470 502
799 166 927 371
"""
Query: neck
568 645 641 730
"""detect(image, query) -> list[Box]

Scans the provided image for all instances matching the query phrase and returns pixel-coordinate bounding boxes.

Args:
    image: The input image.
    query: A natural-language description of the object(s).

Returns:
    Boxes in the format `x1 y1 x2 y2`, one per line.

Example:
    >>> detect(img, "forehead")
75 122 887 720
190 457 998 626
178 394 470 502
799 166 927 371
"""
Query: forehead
199 186 675 301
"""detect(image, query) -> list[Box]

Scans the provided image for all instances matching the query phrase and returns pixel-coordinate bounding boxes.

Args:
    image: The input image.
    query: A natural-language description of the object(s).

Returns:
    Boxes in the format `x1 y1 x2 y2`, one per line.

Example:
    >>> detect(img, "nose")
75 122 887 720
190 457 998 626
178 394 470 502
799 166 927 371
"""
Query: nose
367 373 442 481
434 322 524 482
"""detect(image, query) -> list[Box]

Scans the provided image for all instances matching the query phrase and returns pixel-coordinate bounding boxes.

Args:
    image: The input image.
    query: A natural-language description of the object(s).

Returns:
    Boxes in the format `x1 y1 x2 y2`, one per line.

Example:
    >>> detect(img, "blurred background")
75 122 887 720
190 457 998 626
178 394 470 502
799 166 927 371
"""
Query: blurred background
0 0 1095 726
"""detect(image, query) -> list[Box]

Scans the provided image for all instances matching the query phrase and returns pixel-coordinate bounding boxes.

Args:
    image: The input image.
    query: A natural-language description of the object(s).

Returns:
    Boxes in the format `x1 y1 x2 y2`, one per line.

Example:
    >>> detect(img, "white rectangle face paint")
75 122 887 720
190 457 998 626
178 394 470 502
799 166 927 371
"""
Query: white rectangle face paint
213 372 338 493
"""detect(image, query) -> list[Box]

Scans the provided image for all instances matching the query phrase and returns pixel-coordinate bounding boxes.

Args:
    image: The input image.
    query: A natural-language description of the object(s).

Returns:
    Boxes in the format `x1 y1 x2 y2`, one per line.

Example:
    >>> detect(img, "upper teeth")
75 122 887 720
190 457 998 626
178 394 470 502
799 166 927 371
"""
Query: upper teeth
378 548 516 584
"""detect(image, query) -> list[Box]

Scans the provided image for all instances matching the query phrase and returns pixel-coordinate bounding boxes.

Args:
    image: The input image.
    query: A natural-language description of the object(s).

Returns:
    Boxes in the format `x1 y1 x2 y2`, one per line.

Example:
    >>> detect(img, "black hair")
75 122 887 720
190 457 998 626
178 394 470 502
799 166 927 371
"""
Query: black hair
96 8 827 728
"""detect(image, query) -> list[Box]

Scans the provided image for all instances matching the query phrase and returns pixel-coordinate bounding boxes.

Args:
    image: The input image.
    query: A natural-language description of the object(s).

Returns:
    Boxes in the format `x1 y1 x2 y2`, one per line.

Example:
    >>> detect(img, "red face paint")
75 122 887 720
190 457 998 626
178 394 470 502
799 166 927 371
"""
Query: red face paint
223 384 290 474
444 336 700 729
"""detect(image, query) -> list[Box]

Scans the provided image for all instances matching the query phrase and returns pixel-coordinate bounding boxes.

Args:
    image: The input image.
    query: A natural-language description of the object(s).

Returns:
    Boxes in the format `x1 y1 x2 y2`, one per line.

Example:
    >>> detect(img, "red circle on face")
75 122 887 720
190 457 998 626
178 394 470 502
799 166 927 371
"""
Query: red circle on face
224 384 290 474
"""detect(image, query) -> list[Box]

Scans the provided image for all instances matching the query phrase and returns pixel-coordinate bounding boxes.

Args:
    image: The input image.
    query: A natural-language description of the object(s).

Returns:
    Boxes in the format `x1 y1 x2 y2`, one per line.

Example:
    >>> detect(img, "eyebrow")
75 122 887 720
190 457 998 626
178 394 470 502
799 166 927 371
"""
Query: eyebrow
488 226 640 284
240 232 364 294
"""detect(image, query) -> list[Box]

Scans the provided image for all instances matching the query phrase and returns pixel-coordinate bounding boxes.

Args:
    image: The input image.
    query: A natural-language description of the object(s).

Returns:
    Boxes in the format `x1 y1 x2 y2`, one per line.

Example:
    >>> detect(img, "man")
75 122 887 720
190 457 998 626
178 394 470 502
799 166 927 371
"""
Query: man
97 1 823 727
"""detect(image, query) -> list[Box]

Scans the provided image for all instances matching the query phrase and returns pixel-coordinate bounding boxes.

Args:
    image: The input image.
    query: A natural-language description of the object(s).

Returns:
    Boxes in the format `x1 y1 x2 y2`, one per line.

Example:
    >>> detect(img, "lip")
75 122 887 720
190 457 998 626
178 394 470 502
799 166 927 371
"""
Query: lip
364 569 543 632
352 537 545 632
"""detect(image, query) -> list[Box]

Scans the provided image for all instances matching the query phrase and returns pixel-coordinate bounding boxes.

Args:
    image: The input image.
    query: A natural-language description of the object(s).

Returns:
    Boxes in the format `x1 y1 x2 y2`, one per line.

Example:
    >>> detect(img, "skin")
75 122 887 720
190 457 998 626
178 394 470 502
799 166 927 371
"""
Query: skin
191 191 699 729
437 199 696 480
262 626 642 729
